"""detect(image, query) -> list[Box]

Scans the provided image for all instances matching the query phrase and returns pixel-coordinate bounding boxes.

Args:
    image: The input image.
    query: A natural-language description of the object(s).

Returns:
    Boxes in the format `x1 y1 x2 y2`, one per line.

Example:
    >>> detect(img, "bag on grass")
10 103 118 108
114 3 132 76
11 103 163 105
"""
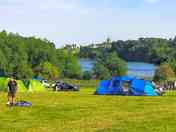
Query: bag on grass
15 101 32 107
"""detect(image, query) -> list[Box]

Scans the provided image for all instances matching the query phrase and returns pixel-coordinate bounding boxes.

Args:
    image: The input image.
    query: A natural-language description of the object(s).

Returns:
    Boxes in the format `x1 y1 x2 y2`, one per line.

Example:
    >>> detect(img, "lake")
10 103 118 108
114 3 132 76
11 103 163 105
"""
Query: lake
79 59 157 78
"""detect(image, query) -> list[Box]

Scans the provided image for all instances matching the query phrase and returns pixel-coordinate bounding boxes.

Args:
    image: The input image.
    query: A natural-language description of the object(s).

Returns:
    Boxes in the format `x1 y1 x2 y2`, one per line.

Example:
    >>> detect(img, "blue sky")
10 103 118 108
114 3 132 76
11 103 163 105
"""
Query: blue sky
0 0 176 47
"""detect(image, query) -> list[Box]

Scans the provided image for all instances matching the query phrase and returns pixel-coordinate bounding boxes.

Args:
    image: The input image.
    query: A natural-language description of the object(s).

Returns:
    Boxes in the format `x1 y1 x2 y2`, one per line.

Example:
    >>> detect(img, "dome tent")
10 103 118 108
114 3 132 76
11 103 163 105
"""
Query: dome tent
0 78 28 92
0 77 45 92
95 76 158 96
0 77 8 91
28 80 46 92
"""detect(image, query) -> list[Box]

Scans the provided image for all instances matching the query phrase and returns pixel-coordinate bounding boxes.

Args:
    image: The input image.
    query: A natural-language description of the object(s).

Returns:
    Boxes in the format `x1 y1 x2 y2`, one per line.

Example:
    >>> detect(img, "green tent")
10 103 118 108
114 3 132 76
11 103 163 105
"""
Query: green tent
0 78 45 92
0 78 28 92
0 77 8 92
16 80 28 92
28 80 46 92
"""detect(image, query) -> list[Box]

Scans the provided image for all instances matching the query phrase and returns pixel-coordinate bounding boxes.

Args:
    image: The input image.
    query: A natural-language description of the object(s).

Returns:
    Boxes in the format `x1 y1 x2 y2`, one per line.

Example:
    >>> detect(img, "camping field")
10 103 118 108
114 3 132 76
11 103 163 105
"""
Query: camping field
0 88 176 132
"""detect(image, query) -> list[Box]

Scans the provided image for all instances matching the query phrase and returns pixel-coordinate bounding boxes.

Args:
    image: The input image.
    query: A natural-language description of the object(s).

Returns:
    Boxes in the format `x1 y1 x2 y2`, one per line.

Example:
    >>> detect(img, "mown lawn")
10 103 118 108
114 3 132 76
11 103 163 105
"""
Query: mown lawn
0 88 176 132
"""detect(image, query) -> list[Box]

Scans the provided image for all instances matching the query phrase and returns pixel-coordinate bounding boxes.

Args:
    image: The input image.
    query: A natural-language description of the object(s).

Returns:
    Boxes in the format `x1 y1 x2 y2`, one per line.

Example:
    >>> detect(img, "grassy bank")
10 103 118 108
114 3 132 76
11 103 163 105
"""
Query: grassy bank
0 88 176 132
63 79 99 88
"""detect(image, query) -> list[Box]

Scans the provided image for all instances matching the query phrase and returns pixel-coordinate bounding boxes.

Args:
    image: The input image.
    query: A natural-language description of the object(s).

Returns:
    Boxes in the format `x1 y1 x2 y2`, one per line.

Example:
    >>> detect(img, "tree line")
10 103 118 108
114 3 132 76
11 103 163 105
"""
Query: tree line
1 30 176 81
79 37 176 81
0 30 81 80
79 37 176 64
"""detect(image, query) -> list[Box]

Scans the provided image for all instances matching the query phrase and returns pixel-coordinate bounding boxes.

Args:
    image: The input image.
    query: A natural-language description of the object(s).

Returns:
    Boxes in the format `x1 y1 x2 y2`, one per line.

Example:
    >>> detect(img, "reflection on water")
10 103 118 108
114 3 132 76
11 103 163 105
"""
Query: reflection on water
79 59 157 78
127 62 157 78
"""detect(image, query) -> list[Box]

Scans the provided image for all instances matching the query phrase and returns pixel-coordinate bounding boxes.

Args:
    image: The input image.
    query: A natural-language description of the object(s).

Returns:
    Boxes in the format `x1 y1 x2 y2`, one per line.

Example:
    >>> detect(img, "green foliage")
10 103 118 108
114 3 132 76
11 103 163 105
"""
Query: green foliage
16 64 33 79
56 49 81 78
0 30 81 80
168 59 176 75
93 63 111 79
105 52 127 76
154 63 175 82
79 37 176 64
63 54 81 79
39 61 60 80
93 52 127 79
0 49 7 72
82 71 92 80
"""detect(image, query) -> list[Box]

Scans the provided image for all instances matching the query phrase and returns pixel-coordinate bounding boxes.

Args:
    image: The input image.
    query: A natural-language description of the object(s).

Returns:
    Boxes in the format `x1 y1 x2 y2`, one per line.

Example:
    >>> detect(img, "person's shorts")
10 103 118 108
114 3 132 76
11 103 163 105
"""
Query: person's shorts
8 91 16 97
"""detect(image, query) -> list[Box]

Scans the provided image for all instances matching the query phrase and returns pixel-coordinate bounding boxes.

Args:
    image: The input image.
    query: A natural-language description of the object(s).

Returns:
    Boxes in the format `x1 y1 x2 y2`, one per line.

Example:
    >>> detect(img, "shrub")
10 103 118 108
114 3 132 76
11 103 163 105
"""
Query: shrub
154 63 175 82
82 71 92 80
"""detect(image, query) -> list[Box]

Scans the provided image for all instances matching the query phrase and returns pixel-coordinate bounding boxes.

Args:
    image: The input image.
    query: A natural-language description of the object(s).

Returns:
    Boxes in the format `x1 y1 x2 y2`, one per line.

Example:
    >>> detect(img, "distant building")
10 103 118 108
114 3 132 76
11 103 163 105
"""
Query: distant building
88 38 112 49
64 44 80 50
87 43 111 49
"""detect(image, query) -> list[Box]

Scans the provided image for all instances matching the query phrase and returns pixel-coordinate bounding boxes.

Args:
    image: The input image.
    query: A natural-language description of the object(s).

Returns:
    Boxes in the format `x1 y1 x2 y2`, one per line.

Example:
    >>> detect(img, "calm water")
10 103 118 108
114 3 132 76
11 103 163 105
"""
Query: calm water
79 59 157 78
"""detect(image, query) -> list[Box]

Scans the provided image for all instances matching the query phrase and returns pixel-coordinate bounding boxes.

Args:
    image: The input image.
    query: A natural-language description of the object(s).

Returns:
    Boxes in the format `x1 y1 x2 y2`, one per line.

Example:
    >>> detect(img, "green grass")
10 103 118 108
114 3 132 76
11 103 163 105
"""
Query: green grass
0 88 176 132
63 79 99 88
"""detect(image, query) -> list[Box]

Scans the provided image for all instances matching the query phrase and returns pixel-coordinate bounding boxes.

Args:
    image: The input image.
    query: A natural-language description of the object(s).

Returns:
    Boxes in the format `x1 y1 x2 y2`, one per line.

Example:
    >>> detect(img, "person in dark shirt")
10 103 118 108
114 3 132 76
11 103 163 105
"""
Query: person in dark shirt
7 75 17 106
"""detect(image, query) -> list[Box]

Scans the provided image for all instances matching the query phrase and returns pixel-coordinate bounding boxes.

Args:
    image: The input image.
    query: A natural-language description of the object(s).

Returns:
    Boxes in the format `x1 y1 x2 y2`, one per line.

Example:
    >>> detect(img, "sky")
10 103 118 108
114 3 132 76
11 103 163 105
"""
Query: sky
0 0 176 47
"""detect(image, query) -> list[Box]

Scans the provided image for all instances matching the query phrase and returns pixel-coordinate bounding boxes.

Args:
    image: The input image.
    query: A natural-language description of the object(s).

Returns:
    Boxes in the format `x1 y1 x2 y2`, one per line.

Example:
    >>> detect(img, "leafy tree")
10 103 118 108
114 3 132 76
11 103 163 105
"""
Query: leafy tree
79 37 176 65
63 55 81 78
92 52 127 79
105 52 127 76
0 49 7 75
154 63 175 82
93 62 111 80
0 30 81 80
39 62 60 80
82 71 92 80
16 64 33 79
168 59 176 75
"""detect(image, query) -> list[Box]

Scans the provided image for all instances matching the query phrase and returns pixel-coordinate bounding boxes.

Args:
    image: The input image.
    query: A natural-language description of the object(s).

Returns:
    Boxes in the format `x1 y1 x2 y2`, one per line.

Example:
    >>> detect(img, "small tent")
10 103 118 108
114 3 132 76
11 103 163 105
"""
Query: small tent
28 80 46 92
0 77 45 92
95 76 158 96
0 78 28 92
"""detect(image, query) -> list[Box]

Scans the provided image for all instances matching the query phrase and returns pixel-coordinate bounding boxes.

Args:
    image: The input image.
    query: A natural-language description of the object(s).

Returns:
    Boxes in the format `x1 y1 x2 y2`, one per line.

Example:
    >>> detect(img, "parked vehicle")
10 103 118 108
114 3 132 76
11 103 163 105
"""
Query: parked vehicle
41 79 50 88
52 81 79 91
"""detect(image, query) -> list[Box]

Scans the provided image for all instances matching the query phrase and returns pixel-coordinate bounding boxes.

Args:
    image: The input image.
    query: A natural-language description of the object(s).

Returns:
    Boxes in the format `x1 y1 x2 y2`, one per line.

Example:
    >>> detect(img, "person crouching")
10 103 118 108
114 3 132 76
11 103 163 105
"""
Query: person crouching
7 75 17 106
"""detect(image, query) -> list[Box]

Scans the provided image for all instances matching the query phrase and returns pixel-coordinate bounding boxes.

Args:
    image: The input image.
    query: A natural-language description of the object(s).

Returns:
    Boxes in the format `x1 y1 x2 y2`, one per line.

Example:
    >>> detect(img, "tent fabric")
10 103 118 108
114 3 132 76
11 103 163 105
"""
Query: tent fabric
0 77 45 92
96 76 158 96
144 82 158 96
0 78 28 92
28 80 46 92
96 79 124 95
129 79 145 96
0 77 9 92
113 76 135 82
16 80 28 92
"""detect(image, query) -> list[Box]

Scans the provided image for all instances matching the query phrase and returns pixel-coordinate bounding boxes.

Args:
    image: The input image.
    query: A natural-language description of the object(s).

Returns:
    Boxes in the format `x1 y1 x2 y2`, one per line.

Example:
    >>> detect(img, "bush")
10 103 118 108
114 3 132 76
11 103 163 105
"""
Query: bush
168 59 176 75
92 52 127 79
93 63 111 80
82 71 92 80
154 63 175 82
39 61 60 80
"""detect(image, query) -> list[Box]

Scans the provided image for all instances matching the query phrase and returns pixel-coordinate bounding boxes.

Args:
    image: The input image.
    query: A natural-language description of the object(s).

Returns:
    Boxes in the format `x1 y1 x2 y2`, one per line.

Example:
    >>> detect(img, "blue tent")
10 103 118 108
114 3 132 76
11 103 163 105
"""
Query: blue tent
95 76 158 96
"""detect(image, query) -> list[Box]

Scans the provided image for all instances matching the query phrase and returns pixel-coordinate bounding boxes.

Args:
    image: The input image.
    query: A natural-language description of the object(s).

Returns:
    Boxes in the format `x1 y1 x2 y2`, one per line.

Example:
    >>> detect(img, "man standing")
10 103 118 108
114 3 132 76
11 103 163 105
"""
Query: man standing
7 75 17 106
